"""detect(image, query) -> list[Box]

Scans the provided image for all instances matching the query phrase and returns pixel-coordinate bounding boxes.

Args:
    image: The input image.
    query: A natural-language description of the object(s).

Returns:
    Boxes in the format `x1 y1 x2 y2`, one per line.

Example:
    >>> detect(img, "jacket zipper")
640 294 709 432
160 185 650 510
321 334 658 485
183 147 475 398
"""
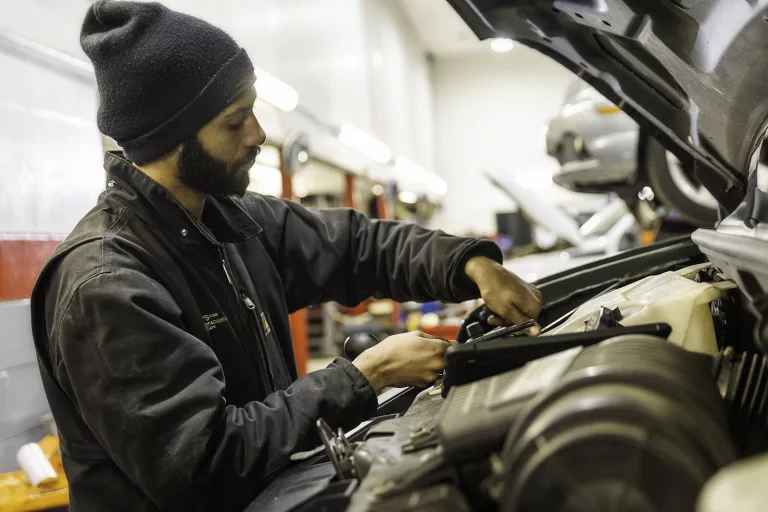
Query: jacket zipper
240 292 276 390
219 248 275 392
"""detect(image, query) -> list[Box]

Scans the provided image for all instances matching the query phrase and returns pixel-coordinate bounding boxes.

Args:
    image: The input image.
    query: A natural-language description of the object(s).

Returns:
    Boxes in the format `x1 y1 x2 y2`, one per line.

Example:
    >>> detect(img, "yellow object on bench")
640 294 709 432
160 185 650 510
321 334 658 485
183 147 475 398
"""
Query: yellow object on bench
0 436 69 511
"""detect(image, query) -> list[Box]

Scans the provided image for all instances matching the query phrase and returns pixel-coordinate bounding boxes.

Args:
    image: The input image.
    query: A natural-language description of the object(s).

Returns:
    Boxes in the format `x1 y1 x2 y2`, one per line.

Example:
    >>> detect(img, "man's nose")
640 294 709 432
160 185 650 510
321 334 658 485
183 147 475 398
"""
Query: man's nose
244 114 267 148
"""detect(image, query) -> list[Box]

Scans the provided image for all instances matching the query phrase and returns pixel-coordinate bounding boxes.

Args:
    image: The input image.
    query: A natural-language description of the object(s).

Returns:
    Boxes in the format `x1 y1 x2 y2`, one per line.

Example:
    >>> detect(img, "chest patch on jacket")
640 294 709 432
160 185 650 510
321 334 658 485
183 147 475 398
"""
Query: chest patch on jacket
203 312 229 331
260 312 271 335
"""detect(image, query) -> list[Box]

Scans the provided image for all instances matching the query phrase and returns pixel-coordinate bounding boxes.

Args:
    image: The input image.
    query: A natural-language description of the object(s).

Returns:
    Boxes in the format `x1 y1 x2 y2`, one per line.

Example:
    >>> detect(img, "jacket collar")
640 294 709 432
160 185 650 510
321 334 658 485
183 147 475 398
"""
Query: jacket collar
103 151 262 245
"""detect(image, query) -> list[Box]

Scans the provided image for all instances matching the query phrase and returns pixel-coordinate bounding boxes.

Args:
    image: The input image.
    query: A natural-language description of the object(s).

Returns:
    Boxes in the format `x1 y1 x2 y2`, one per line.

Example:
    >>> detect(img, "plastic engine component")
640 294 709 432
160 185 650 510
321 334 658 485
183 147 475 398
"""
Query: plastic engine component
713 347 768 455
493 335 737 512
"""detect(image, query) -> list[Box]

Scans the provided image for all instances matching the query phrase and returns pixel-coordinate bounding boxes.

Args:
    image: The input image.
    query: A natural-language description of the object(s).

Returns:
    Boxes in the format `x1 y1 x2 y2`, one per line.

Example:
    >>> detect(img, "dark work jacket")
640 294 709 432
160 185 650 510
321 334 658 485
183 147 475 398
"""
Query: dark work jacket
30 152 502 512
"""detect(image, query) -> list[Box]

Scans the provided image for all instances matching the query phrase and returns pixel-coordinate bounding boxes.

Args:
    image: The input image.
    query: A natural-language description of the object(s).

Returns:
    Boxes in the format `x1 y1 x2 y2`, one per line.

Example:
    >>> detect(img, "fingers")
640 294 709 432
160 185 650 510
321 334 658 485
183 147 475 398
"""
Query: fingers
414 331 452 343
525 321 542 336
487 314 542 336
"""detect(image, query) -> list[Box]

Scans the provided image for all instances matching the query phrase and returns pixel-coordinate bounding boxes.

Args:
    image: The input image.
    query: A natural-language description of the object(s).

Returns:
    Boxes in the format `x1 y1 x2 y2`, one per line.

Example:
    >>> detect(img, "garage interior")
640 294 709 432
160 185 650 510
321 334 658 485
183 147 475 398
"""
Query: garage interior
2 1 768 511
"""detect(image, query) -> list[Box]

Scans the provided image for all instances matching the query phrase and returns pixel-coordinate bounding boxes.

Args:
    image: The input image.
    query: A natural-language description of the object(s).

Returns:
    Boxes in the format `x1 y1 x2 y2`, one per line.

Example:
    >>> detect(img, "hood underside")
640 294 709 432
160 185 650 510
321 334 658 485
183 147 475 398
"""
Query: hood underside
448 0 768 214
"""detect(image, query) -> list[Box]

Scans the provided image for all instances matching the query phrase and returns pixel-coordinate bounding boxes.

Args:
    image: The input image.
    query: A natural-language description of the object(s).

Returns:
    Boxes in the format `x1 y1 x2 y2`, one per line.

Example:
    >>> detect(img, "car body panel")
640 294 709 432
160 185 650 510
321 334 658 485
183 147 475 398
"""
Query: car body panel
546 86 640 189
447 0 766 212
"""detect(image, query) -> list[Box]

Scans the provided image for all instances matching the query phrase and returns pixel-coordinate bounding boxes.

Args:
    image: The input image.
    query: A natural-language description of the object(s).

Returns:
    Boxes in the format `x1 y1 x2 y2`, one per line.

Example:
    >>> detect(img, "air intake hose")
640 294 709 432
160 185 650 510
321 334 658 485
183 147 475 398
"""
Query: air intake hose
495 335 737 512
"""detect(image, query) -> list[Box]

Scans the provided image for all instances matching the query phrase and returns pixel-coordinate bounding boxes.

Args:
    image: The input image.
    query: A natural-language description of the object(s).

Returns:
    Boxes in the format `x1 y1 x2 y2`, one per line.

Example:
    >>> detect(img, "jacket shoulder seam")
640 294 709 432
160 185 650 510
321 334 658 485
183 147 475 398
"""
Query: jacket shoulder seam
101 205 132 274
51 206 132 344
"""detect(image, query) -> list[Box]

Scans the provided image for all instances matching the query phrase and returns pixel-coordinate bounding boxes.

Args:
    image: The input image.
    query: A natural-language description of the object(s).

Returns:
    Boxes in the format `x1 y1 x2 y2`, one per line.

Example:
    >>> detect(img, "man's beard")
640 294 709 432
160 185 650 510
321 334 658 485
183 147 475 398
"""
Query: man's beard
177 136 259 197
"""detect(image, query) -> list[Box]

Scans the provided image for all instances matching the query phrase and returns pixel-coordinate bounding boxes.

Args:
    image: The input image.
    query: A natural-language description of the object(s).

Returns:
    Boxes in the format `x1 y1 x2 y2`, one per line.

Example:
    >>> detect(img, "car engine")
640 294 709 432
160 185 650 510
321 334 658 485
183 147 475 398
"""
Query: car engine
250 237 767 512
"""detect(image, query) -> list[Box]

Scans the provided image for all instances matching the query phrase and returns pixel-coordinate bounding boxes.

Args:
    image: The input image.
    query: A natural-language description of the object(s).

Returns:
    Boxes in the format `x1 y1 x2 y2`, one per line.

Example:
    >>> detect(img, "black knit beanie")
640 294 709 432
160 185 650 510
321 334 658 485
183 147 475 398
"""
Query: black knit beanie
81 1 256 163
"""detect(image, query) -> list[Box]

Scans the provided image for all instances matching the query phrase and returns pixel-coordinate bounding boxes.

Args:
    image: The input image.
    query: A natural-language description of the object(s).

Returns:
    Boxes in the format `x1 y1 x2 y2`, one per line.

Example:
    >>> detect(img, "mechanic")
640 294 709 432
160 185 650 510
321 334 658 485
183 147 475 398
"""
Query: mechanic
30 2 542 511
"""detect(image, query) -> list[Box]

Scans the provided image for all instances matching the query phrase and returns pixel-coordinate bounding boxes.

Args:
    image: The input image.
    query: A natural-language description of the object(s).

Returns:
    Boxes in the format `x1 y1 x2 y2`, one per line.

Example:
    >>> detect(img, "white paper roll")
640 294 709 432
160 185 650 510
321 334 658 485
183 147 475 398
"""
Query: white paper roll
16 442 57 487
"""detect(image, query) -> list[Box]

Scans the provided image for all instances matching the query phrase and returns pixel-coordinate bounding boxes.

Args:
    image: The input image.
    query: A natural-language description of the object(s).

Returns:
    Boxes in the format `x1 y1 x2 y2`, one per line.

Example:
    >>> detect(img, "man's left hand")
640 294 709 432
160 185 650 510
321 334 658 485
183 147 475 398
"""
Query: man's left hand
464 256 543 335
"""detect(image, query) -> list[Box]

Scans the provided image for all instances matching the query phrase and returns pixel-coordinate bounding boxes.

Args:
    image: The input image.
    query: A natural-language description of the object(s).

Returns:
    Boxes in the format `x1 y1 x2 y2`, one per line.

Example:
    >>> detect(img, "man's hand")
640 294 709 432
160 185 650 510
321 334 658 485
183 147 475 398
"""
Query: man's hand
464 256 543 335
352 332 455 392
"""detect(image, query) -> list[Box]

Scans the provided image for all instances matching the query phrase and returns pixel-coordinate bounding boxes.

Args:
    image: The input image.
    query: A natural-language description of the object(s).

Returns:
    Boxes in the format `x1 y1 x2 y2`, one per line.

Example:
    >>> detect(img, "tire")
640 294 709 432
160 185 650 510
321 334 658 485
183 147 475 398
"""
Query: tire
642 136 719 227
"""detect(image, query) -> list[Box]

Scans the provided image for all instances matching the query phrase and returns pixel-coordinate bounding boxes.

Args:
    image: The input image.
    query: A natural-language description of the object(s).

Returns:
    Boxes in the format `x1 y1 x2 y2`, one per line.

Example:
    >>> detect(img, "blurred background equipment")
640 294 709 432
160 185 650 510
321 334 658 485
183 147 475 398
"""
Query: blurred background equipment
546 79 720 229
3 2 754 503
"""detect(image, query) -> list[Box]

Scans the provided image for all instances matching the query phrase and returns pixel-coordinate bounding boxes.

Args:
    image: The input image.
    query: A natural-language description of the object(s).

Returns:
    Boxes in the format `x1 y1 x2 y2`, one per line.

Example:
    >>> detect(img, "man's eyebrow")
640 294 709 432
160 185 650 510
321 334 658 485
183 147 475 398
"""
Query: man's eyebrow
224 105 253 118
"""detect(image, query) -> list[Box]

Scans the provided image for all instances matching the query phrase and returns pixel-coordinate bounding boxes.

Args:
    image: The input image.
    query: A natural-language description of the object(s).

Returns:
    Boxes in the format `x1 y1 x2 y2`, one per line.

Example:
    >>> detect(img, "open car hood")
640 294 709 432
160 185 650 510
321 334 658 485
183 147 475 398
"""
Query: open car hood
447 0 768 215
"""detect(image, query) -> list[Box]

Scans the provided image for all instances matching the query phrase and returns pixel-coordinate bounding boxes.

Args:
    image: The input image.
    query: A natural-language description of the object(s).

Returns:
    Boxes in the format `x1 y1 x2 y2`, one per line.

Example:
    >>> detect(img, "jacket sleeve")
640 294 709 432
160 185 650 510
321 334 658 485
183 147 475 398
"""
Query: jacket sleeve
241 193 503 312
51 269 377 511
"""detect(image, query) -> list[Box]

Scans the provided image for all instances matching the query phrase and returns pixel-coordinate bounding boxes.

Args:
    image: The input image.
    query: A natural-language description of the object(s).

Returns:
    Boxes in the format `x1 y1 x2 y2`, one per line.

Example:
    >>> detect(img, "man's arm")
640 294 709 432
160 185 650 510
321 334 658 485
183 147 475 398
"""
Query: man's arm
241 194 503 312
51 269 377 511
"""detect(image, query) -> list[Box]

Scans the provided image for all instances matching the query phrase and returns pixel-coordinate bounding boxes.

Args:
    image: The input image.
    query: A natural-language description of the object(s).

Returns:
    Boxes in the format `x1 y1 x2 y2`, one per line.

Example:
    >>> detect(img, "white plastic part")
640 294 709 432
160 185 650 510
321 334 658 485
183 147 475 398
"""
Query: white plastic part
548 263 737 354
16 442 57 487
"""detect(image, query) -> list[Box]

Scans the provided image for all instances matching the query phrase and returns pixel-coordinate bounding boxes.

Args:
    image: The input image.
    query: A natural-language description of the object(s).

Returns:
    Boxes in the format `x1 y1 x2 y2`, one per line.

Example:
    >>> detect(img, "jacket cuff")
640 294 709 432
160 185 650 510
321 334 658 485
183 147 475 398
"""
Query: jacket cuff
449 240 504 302
330 358 378 420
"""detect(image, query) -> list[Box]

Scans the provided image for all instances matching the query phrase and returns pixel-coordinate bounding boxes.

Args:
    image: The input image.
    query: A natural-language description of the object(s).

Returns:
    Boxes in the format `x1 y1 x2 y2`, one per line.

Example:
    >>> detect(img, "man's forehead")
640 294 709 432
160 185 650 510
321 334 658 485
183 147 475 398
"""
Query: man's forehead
223 86 257 114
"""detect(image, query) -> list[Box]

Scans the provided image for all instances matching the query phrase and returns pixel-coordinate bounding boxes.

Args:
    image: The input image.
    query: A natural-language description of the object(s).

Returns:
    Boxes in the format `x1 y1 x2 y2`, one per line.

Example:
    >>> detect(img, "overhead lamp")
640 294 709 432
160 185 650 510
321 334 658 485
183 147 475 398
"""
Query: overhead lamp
490 38 514 52
398 190 419 204
297 150 309 163
338 123 392 164
254 66 299 112
394 157 427 182
425 174 448 195
372 184 385 196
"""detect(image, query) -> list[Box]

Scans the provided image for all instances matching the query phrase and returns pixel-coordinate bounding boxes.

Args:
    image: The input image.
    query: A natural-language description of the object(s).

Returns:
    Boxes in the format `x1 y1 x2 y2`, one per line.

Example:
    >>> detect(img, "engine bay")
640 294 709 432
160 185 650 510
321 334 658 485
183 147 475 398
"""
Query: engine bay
249 236 766 512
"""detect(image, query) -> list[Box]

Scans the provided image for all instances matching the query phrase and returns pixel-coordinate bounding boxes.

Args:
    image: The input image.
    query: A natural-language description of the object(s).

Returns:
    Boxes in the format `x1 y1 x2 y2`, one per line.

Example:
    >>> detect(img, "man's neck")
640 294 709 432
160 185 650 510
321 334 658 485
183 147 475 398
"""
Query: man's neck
135 160 206 220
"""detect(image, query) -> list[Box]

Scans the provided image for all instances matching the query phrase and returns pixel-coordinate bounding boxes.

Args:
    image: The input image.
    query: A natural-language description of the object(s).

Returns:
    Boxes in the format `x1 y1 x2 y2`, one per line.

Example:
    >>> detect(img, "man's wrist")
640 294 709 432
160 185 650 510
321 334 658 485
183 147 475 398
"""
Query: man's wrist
353 351 388 392
464 255 496 286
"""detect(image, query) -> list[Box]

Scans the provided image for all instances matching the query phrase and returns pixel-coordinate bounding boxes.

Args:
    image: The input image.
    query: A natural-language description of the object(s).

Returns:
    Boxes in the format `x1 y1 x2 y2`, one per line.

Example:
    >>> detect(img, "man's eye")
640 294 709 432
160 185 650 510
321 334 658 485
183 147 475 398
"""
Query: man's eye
227 121 244 131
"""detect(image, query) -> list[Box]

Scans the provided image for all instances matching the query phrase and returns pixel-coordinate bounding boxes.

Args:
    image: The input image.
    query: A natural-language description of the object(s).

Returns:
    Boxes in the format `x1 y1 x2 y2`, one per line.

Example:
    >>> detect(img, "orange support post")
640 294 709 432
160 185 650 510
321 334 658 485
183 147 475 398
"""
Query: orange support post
281 159 309 376
345 173 357 211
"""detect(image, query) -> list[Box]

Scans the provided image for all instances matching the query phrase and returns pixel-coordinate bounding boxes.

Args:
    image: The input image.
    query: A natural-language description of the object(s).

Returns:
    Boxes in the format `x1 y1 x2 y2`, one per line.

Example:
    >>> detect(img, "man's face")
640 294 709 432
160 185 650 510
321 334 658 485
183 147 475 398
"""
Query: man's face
178 86 266 197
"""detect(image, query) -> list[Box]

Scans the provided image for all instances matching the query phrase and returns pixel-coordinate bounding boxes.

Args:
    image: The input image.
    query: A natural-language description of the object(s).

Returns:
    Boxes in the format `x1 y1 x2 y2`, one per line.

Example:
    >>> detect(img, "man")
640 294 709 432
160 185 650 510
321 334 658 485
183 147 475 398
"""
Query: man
30 2 542 511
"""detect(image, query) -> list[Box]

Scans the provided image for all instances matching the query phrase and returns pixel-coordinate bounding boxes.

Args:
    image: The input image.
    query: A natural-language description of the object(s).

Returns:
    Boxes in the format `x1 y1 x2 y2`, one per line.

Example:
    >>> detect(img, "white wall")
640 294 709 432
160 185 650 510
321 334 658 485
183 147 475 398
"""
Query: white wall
0 0 434 233
362 0 435 172
430 46 598 236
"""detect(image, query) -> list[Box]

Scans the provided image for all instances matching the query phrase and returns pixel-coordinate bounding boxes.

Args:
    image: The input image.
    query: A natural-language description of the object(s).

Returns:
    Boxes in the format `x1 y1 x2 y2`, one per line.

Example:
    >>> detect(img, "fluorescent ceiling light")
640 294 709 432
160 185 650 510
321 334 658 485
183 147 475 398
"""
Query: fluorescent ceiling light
338 123 392 164
254 66 299 112
398 190 419 204
425 174 448 195
394 157 427 182
490 38 514 52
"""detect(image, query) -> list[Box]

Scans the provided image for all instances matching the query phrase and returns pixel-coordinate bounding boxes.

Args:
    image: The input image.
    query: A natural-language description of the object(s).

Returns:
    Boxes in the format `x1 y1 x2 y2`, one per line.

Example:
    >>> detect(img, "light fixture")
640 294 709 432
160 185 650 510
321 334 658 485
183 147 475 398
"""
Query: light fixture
338 123 392 164
425 174 448 195
254 66 299 112
394 157 427 182
297 150 309 163
559 251 571 262
490 38 514 52
398 190 419 204
372 184 385 196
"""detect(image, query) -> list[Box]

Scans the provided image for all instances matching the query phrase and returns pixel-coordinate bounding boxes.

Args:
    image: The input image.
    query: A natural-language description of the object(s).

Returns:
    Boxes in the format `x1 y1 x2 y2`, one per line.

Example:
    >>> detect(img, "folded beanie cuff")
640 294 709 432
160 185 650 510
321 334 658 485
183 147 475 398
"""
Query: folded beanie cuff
120 48 255 164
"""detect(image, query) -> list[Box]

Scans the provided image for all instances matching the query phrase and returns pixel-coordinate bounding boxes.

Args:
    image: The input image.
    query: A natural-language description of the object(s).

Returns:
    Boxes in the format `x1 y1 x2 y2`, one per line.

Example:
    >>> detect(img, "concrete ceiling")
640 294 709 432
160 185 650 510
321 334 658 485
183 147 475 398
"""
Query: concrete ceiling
396 0 492 56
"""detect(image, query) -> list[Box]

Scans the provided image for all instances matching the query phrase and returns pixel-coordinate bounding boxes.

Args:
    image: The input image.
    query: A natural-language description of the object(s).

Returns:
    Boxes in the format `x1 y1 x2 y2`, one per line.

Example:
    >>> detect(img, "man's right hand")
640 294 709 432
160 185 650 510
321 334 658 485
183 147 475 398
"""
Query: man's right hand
352 331 456 392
